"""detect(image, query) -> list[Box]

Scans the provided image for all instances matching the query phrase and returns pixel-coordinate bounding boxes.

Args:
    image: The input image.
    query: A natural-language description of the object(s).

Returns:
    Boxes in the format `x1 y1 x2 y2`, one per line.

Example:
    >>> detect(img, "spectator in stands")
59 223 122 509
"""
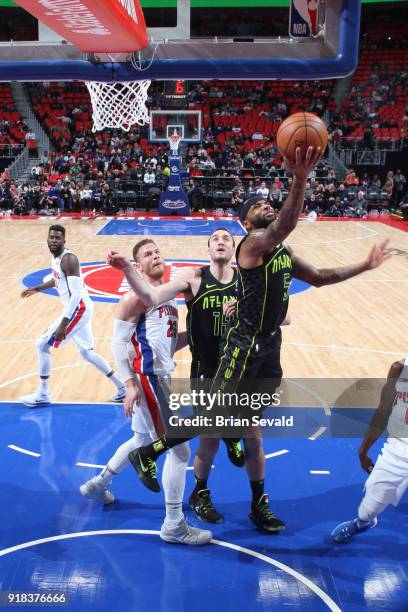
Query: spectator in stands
80 184 93 209
392 169 406 206
345 169 359 187
230 184 244 211
270 182 283 208
256 181 269 201
352 190 368 218
188 180 205 212
382 179 393 197
245 180 257 199
324 170 337 186
336 183 348 205
400 192 408 221
370 174 381 187
38 193 52 214
143 165 156 192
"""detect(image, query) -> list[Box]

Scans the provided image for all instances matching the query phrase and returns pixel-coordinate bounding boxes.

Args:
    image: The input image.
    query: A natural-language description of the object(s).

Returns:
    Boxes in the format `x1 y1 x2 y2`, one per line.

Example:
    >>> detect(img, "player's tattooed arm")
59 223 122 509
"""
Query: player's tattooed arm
358 360 403 473
175 331 188 351
290 239 391 287
241 147 321 259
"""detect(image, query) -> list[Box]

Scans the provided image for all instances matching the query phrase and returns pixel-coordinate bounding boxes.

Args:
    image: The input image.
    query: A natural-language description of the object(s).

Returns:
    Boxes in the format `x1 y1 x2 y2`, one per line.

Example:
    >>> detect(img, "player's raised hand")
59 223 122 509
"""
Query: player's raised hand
21 288 37 298
365 239 392 270
106 250 131 270
284 146 322 180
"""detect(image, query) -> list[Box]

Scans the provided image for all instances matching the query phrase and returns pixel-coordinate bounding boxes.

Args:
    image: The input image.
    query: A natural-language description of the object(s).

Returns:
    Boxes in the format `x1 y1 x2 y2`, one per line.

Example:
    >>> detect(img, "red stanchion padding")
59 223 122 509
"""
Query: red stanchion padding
14 0 148 52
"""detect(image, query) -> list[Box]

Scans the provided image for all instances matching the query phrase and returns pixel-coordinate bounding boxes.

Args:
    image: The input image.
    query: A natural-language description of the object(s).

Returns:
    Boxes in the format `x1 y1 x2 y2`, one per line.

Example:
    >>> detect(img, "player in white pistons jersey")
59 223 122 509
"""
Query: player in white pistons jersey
332 358 408 543
20 225 125 407
80 238 212 546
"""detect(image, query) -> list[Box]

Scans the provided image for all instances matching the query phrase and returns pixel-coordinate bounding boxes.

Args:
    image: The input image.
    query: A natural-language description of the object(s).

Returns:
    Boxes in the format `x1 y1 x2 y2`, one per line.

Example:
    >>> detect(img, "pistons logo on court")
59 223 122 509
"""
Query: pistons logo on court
22 260 311 304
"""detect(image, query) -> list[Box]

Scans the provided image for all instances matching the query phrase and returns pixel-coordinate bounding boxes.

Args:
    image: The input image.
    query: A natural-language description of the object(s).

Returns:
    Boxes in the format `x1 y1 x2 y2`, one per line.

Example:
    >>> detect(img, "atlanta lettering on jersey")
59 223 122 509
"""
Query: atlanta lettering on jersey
271 254 292 274
202 294 236 310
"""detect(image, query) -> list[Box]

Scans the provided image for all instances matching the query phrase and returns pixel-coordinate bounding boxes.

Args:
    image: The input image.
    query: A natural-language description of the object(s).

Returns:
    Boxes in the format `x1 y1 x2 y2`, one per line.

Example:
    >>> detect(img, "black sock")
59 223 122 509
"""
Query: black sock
193 476 208 493
250 479 265 505
142 436 192 460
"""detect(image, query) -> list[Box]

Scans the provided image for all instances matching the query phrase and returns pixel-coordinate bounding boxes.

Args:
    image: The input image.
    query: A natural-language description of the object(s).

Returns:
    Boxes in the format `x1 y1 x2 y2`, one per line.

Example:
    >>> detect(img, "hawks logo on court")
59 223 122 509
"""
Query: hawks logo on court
22 259 311 304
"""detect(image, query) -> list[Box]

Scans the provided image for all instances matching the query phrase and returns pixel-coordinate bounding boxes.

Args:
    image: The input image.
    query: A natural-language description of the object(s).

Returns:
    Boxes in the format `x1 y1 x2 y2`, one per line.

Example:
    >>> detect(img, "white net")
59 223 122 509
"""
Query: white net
168 134 182 155
85 80 151 132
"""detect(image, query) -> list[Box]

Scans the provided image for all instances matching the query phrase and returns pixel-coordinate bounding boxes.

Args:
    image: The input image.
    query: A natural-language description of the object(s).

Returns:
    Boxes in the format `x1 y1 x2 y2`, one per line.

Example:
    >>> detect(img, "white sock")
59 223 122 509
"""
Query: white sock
107 371 125 390
165 503 183 524
79 348 115 376
39 378 50 395
107 432 152 474
96 466 115 485
162 442 190 525
36 338 51 378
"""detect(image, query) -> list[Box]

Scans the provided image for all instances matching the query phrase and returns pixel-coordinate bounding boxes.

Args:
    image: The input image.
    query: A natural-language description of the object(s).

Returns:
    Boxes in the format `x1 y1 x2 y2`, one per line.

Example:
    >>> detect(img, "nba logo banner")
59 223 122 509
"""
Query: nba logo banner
290 0 320 38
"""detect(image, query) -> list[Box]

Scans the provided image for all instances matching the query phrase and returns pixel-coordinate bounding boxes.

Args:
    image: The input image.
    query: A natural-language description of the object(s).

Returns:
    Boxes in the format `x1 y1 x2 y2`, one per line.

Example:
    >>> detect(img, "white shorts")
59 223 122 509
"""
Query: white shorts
42 299 94 351
365 437 408 507
131 374 171 439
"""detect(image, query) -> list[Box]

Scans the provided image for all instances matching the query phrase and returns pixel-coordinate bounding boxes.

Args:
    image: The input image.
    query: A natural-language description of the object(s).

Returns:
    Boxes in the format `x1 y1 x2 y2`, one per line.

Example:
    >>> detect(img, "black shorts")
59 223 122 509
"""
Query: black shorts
211 328 282 393
181 334 282 437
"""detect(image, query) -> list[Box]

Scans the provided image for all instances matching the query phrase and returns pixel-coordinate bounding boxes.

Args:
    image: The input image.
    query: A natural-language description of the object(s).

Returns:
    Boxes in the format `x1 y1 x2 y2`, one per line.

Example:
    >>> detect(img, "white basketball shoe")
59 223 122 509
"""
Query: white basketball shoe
111 386 126 402
160 518 212 545
20 392 51 407
80 477 115 505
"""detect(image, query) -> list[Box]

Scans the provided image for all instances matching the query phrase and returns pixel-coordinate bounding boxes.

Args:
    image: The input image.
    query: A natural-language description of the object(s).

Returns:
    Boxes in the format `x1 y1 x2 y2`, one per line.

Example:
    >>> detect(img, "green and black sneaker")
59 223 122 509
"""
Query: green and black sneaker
128 449 161 493
189 489 224 524
249 494 285 533
223 438 245 467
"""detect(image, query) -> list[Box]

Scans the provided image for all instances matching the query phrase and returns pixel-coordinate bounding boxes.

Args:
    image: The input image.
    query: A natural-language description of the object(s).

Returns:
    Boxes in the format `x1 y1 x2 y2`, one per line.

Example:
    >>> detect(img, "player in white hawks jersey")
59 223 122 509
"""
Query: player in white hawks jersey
332 359 408 543
20 225 125 407
80 238 212 546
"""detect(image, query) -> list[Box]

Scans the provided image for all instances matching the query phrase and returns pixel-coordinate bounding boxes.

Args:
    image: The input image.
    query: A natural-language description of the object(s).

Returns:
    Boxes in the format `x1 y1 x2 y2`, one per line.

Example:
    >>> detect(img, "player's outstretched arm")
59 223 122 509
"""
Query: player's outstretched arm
107 250 196 307
358 361 403 473
242 146 321 258
21 278 55 297
290 239 391 287
175 330 189 351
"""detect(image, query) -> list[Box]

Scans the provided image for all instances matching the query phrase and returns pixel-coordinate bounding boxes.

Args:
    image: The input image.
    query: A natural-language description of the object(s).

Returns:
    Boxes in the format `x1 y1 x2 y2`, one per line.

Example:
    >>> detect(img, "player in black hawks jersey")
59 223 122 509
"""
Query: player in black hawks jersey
109 146 391 532
108 229 243 521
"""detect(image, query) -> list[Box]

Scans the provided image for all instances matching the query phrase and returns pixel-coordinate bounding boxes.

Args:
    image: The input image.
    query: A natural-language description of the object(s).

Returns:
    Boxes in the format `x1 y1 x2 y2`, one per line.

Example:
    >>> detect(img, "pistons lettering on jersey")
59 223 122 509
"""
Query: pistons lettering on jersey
396 390 408 404
52 270 60 280
158 305 178 318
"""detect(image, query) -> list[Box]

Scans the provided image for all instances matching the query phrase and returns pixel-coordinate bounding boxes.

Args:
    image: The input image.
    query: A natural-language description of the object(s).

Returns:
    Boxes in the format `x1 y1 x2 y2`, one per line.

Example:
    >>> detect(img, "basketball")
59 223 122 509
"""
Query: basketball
276 112 328 162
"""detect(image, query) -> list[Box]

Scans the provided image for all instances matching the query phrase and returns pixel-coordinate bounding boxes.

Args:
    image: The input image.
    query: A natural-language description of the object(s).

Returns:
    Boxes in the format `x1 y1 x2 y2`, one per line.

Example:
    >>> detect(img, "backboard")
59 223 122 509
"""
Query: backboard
149 110 201 143
0 0 361 81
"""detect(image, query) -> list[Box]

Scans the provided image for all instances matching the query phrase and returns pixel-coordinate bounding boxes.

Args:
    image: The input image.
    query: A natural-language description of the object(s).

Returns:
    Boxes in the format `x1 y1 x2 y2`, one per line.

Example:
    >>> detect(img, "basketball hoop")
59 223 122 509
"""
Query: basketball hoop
85 80 151 132
168 133 182 156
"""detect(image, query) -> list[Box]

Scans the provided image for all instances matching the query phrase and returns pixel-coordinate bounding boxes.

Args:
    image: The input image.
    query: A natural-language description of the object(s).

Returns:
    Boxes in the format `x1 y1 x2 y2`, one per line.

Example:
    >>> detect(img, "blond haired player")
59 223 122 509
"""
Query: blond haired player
80 238 212 545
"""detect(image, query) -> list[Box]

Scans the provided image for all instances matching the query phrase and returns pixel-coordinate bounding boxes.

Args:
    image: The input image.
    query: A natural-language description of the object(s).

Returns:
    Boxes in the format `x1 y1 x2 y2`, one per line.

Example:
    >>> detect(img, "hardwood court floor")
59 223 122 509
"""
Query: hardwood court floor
0 218 407 404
